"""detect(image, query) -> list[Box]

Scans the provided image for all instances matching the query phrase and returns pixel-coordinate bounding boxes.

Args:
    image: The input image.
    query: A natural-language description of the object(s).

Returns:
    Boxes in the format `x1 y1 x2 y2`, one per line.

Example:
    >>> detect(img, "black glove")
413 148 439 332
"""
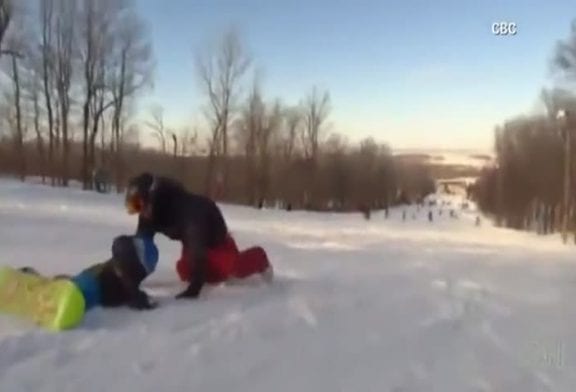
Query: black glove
129 290 158 310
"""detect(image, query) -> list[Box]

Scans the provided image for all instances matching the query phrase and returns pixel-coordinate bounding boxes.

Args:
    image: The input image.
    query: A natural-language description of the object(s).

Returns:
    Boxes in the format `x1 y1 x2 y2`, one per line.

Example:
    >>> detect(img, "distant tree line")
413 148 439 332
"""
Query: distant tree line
0 0 436 212
0 0 152 189
473 20 576 240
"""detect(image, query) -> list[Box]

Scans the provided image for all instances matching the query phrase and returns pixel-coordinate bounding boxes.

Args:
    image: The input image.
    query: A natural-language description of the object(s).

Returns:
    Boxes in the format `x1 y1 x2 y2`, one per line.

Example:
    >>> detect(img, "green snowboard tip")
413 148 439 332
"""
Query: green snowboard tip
0 267 86 331
50 280 86 331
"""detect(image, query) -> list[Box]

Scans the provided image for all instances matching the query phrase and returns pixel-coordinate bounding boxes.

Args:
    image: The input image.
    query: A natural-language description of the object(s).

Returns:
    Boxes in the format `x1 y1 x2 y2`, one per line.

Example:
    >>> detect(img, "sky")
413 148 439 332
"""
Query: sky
135 0 576 151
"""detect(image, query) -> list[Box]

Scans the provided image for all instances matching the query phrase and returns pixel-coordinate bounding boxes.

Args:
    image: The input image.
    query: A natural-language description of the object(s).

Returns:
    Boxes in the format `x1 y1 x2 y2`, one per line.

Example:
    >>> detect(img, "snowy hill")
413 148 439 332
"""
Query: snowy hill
0 178 575 392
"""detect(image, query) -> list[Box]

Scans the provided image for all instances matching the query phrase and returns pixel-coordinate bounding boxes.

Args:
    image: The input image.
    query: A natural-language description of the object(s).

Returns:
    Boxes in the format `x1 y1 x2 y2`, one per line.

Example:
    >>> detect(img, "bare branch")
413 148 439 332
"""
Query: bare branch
196 29 251 196
146 104 168 153
0 0 12 55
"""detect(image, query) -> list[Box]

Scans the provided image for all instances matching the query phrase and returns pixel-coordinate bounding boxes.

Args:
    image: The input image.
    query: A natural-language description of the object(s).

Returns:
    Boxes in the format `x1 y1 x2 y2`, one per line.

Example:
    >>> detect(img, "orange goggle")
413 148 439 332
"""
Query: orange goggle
125 191 144 215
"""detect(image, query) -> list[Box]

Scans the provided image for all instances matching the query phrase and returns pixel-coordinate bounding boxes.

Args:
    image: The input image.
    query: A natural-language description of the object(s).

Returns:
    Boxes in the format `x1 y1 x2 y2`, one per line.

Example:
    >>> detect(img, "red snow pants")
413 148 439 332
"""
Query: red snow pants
175 234 270 284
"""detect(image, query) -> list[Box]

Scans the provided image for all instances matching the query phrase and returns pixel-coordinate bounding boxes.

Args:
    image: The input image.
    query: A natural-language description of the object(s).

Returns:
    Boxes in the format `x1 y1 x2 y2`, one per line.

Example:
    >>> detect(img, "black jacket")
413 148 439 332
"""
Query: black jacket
132 175 228 298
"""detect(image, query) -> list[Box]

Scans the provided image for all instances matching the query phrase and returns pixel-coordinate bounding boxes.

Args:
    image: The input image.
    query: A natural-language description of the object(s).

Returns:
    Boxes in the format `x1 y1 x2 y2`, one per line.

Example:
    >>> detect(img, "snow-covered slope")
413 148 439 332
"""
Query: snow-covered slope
0 178 575 392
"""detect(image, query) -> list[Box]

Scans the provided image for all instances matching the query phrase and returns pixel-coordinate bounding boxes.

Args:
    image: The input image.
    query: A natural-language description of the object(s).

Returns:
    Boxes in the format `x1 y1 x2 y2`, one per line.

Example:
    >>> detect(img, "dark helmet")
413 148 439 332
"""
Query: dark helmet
125 172 155 215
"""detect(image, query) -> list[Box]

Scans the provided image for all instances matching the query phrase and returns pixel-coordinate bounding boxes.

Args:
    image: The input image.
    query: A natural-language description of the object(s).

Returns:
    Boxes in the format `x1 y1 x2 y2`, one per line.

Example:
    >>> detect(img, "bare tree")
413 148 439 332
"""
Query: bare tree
541 88 576 118
6 51 25 180
554 20 576 83
324 133 350 209
179 126 198 156
171 132 178 157
109 9 152 191
300 87 330 206
255 99 282 203
2 7 27 181
54 0 76 186
236 79 264 204
88 59 114 182
39 0 58 185
79 0 110 188
22 49 48 183
476 115 563 231
196 30 251 198
302 87 330 162
282 106 302 162
552 20 576 240
146 104 168 153
79 0 97 188
267 105 302 207
77 0 126 189
356 137 379 204
0 0 12 56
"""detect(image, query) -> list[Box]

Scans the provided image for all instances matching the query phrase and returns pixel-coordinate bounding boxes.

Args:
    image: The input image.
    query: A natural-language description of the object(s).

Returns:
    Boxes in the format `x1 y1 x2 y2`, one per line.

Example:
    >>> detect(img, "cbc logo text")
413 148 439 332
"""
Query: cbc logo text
492 22 517 36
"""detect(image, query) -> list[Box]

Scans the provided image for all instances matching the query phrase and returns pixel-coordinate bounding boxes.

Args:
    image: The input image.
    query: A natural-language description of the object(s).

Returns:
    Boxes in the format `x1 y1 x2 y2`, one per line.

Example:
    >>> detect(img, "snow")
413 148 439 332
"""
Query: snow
0 178 575 391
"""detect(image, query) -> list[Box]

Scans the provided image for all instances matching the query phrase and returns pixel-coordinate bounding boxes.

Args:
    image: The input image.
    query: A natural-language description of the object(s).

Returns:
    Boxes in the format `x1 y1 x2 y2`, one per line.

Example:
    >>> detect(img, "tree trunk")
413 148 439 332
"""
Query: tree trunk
41 0 56 186
205 126 220 196
88 94 108 188
82 99 91 189
54 104 62 186
221 120 229 199
562 129 571 243
60 96 70 187
43 59 55 185
112 106 122 192
11 55 25 181
33 88 46 183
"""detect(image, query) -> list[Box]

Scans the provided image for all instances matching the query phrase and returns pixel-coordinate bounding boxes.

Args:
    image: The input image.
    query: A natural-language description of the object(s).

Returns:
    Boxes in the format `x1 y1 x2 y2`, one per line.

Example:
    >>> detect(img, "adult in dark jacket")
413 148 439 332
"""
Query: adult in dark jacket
125 173 272 299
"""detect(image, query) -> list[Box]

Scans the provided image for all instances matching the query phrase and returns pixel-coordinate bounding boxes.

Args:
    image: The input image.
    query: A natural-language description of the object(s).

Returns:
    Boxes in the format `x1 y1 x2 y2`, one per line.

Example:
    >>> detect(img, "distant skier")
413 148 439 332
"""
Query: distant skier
125 173 273 300
92 167 110 193
359 203 371 220
428 210 433 222
20 234 159 311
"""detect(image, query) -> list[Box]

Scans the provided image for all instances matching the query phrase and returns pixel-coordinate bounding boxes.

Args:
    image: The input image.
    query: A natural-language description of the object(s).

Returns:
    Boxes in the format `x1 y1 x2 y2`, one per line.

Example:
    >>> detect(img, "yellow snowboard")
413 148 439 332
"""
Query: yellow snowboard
0 266 85 331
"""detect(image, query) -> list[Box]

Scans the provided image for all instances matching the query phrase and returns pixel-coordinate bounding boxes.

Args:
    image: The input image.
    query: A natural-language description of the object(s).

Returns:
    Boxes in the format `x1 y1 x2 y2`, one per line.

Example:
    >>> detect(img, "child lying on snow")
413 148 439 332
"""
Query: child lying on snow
21 234 159 311
21 233 273 312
